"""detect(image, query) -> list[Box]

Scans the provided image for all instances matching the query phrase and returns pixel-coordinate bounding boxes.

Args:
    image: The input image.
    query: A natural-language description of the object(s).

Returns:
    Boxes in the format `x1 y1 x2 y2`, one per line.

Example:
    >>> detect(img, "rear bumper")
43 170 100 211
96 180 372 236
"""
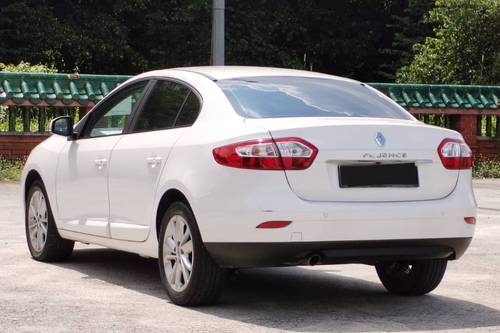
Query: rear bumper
196 171 476 244
205 237 472 268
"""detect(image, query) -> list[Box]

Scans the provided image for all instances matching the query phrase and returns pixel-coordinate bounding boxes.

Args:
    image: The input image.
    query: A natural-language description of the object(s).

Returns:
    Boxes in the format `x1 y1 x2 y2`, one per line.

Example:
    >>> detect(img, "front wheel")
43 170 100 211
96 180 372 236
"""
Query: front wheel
25 180 74 262
158 202 227 306
375 259 447 296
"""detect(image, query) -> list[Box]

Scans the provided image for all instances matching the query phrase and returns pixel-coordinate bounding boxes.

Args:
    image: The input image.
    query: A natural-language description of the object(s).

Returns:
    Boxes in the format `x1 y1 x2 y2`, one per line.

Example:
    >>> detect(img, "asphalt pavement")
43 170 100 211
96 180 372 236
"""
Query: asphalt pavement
1 179 499 333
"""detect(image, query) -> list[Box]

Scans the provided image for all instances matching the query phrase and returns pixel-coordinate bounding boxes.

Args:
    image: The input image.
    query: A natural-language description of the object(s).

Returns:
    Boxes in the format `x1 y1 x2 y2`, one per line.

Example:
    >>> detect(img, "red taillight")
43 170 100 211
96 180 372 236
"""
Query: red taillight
437 138 472 170
213 137 318 170
256 221 292 229
464 217 476 225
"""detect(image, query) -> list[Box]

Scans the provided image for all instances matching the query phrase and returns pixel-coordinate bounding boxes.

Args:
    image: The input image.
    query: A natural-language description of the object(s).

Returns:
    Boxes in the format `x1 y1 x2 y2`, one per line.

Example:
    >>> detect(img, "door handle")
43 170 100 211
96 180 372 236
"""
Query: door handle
94 158 107 170
146 156 163 168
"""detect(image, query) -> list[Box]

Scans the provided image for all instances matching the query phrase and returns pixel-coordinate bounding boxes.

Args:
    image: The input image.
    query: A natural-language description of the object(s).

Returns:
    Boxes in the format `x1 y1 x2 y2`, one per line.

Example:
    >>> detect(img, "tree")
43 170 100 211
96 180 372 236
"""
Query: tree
0 1 65 68
377 0 435 81
397 0 500 84
225 0 399 81
0 0 447 82
0 0 212 74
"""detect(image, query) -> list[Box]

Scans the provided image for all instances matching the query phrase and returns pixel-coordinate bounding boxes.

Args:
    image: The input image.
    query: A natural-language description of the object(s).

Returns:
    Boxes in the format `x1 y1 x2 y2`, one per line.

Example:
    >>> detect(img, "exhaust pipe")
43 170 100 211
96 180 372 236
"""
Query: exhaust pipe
306 253 322 266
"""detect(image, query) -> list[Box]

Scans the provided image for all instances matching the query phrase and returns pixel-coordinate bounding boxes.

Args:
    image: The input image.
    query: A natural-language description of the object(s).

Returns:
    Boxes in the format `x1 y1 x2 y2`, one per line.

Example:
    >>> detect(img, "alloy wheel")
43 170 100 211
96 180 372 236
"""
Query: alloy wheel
28 189 48 253
163 215 194 292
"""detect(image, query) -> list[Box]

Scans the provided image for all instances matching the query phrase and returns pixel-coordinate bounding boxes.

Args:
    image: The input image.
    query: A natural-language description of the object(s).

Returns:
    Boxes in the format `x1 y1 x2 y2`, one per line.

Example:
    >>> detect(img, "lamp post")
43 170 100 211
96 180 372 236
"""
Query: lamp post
211 0 225 65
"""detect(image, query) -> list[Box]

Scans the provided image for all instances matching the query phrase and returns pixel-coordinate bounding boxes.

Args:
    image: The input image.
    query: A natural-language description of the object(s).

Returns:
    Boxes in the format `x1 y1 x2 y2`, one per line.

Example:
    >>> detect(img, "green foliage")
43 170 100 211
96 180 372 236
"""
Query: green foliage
397 0 500 84
0 62 58 132
378 0 435 80
0 61 57 73
0 0 211 75
0 1 496 83
473 158 500 178
0 0 433 82
225 0 403 81
0 159 24 182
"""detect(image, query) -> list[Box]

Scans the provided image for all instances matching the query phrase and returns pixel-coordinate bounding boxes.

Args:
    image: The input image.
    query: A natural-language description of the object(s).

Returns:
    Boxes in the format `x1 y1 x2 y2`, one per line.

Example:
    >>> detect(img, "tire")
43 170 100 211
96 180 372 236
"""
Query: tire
375 259 447 296
25 180 74 262
158 201 227 306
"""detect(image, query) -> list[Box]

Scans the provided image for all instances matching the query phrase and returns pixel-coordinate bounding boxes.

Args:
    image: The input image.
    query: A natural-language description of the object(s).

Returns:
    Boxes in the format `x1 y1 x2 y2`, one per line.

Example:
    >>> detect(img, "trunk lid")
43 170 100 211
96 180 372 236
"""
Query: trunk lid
246 117 459 202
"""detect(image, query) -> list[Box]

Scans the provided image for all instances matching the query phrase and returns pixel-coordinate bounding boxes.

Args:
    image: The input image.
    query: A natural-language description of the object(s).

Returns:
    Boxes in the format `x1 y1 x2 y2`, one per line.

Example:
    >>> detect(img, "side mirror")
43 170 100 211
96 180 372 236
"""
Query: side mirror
50 116 74 139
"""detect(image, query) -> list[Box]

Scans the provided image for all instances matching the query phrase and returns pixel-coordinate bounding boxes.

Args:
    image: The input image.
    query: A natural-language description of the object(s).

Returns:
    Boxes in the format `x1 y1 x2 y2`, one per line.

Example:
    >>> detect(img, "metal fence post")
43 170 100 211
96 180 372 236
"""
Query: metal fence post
476 115 483 136
496 116 500 138
485 115 492 137
38 107 46 133
8 107 16 132
23 107 31 133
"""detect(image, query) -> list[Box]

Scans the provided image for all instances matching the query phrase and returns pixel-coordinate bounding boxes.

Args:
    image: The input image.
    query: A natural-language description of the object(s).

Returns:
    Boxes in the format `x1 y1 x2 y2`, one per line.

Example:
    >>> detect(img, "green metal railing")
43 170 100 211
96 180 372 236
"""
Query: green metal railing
369 83 500 110
0 72 130 134
0 106 80 133
409 113 499 138
477 114 499 138
0 72 129 106
370 83 500 138
415 114 452 129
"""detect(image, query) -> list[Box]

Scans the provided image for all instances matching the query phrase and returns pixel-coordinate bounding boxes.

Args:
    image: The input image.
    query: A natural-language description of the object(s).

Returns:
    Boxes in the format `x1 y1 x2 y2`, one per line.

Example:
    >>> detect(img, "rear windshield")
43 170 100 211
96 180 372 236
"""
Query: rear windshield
217 76 412 120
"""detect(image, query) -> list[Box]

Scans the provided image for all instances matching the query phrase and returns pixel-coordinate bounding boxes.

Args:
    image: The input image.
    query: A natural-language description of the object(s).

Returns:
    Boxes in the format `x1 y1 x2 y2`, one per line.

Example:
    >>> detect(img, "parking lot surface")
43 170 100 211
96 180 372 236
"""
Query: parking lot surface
1 180 499 333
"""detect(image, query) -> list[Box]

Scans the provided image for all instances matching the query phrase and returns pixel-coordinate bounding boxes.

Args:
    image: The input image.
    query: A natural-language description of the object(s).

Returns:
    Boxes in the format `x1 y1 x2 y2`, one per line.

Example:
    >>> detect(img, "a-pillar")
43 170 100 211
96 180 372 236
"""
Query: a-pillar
79 102 95 120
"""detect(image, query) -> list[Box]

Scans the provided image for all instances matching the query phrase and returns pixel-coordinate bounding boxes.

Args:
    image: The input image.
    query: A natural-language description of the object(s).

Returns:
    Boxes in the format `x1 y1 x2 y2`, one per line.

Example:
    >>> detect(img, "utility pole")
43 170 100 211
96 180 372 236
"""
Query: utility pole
211 0 225 66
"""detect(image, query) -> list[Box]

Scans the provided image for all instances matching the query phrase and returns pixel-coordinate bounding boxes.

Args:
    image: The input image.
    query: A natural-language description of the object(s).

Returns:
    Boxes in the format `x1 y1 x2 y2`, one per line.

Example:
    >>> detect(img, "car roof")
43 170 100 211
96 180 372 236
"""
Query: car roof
146 66 357 82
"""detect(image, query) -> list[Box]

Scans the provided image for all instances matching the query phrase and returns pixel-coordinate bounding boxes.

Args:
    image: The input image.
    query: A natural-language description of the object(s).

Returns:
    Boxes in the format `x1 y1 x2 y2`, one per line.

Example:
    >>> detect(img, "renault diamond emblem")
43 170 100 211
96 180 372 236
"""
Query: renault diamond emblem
375 132 386 147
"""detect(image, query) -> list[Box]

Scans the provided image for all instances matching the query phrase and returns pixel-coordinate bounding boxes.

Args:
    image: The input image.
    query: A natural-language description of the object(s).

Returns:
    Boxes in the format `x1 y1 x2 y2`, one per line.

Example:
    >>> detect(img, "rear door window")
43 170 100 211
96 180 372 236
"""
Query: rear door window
174 92 201 127
133 80 191 132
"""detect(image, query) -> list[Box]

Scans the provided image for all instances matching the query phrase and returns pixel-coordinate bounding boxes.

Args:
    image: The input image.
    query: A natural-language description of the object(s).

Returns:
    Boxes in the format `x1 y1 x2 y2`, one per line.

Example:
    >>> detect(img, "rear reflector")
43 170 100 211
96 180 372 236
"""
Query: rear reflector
213 137 318 170
464 217 476 225
256 221 292 229
437 138 473 170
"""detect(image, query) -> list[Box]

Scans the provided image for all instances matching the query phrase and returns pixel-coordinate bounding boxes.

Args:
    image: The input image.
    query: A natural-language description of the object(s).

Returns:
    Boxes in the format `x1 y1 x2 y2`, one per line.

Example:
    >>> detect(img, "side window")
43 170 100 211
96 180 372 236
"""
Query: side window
85 82 147 138
174 92 201 127
133 80 190 132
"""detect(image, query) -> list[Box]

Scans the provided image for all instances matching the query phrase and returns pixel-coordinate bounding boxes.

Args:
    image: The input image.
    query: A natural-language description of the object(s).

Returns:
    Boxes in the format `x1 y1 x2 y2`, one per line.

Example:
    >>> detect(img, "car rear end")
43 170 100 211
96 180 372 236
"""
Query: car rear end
199 74 476 269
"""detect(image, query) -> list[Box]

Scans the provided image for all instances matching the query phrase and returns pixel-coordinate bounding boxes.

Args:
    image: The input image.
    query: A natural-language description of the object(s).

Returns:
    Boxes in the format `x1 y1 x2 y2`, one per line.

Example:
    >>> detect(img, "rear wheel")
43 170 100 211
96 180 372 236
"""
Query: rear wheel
25 180 74 262
158 202 227 306
375 259 447 295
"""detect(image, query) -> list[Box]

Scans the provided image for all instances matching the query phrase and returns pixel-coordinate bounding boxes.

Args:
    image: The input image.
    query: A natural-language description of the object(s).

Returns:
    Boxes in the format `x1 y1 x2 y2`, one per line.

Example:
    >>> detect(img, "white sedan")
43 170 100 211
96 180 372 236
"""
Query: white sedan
22 66 476 306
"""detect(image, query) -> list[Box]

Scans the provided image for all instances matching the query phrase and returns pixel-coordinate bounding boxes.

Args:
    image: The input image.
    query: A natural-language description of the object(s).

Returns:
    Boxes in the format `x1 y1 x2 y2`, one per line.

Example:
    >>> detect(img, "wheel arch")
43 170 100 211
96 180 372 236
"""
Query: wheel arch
24 169 43 201
156 188 194 240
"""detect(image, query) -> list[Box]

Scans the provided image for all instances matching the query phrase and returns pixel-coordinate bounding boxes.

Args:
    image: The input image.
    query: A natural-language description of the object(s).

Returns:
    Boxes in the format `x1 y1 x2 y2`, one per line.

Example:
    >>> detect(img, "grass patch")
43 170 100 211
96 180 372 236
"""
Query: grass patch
473 158 500 178
0 159 24 182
